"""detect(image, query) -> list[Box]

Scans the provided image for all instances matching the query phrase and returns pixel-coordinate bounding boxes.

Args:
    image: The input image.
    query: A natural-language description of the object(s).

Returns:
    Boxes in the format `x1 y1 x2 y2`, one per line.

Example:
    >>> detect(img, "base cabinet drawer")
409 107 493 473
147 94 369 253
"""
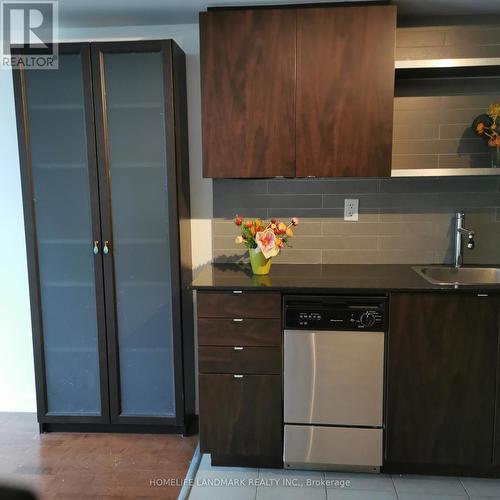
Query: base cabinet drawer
198 318 281 346
199 347 281 374
284 425 382 468
197 291 281 318
199 374 282 466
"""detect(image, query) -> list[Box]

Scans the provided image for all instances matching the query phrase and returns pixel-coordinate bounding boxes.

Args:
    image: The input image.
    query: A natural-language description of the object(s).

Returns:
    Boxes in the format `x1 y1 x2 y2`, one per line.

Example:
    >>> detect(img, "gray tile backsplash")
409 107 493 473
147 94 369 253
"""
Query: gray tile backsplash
212 23 500 266
212 177 500 265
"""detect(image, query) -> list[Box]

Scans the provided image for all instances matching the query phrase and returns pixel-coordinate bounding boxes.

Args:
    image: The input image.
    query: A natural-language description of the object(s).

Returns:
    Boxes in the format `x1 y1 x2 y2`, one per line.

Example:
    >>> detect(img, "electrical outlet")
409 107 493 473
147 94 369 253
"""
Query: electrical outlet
344 199 359 221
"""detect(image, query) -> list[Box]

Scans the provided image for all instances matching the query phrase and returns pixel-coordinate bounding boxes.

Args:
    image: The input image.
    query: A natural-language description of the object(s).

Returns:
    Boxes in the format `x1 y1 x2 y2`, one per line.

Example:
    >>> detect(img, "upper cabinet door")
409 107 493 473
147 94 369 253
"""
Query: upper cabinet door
200 9 296 178
296 5 396 177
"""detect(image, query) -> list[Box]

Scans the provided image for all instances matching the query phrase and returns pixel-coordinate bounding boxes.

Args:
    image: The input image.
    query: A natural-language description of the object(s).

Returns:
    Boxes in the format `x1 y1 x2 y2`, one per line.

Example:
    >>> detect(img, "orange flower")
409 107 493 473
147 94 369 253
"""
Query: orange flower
476 122 485 135
488 136 500 147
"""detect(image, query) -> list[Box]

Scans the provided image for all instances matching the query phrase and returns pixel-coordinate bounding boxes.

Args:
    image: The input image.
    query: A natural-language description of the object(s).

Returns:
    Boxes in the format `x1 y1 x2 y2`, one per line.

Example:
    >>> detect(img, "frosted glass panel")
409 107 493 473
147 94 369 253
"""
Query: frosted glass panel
25 53 101 414
103 52 175 416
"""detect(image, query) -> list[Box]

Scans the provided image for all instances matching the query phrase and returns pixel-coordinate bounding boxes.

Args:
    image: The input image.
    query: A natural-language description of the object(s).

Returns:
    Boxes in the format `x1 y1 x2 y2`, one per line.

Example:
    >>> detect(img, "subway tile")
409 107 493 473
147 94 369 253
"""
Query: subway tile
439 124 477 140
438 153 493 168
393 124 440 140
213 203 268 219
378 234 450 251
268 179 379 195
445 27 500 47
380 177 496 193
273 250 322 264
322 221 434 236
394 96 441 111
324 193 437 211
441 94 499 109
271 209 380 221
212 249 246 264
375 250 437 264
213 236 245 251
396 44 500 61
213 220 239 236
289 236 378 250
393 139 485 155
322 250 380 265
378 211 448 223
213 179 269 196
396 29 446 48
394 108 487 126
391 154 439 169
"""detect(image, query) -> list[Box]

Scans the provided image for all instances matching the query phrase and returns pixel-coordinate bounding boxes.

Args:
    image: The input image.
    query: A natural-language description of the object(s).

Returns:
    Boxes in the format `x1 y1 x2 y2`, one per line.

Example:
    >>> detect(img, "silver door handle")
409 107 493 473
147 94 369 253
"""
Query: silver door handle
232 318 243 322
93 240 99 255
103 240 110 255
233 346 244 351
233 374 244 379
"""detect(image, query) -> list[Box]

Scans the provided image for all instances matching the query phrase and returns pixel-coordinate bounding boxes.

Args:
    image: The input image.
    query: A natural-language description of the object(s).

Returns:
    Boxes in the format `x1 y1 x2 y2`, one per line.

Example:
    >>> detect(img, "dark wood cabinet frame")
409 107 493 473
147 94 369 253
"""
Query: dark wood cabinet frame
13 40 195 433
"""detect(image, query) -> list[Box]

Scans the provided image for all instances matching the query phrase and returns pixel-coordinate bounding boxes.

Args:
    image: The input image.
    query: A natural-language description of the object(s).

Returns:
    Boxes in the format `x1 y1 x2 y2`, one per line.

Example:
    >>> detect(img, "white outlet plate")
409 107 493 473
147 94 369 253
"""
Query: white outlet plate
344 199 359 221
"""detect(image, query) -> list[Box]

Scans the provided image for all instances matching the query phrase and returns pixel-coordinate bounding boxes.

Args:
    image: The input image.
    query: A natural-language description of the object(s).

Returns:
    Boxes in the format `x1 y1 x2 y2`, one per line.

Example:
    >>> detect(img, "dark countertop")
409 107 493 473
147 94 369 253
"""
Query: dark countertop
192 263 500 293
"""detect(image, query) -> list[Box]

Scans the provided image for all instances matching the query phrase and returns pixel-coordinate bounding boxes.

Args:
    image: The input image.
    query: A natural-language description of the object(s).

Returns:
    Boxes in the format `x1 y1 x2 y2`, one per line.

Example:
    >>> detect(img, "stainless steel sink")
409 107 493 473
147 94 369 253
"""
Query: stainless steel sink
413 266 500 285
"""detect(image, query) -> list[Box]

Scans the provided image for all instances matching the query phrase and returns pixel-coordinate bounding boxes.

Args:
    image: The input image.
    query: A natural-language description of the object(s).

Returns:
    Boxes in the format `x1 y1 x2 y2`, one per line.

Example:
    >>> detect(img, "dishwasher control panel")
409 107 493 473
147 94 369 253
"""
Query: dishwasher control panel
284 295 386 331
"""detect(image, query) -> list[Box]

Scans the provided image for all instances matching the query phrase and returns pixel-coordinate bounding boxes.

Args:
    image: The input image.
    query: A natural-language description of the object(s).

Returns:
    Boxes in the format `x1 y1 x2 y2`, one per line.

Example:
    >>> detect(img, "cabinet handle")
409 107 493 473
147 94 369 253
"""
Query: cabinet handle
93 241 99 255
103 241 110 255
232 318 243 323
233 346 244 351
233 374 244 379
232 290 243 294
477 293 488 297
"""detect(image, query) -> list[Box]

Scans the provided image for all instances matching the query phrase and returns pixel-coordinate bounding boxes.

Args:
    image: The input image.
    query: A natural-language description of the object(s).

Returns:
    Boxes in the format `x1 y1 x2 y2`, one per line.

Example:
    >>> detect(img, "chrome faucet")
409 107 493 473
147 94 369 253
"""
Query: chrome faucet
454 212 475 268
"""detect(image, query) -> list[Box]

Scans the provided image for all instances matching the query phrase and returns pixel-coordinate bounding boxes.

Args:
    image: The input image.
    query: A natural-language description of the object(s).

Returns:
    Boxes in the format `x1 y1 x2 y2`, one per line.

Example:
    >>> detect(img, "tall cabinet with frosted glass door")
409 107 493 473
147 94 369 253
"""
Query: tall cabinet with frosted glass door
13 40 194 432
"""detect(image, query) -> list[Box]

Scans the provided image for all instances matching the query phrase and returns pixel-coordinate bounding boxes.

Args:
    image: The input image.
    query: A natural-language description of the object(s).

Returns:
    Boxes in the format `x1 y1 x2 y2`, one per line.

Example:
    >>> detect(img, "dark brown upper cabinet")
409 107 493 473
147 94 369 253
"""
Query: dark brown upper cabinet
296 5 396 177
200 4 396 178
200 9 296 178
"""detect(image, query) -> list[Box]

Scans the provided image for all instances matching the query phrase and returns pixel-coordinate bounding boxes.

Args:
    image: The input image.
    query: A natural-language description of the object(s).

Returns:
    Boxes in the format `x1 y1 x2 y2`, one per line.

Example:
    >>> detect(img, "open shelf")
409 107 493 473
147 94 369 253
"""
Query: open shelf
392 59 500 177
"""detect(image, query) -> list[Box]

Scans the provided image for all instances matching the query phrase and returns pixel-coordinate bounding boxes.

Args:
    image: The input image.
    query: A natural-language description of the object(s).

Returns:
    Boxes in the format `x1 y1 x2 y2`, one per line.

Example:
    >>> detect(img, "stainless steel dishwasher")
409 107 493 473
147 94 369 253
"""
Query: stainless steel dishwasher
283 295 387 472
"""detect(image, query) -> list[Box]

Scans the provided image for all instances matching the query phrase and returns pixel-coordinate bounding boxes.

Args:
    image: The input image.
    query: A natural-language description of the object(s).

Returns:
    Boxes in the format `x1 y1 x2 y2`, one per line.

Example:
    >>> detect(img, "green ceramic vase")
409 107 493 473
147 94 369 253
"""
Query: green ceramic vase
249 248 272 275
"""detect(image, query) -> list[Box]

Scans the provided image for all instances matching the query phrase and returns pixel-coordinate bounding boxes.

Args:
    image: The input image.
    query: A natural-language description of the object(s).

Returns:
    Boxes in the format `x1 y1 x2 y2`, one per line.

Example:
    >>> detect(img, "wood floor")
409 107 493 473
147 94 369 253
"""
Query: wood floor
0 413 198 500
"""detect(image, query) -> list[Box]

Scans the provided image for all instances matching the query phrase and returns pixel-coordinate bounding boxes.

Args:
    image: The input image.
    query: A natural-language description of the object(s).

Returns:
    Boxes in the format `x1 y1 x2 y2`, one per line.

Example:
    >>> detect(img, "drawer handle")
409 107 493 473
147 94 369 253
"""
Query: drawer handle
233 374 244 379
233 318 243 322
478 293 489 297
233 346 244 351
232 290 243 294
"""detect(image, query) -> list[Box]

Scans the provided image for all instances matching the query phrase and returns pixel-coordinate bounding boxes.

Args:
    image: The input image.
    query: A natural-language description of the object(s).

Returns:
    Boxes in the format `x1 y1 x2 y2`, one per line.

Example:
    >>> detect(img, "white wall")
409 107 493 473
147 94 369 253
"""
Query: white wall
0 67 35 412
0 23 211 412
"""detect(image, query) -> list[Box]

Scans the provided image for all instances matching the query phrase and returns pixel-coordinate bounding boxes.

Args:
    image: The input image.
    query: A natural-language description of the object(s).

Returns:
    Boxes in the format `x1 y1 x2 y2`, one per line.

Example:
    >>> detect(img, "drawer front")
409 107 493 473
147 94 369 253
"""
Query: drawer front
199 374 282 460
284 424 382 468
199 347 281 374
197 291 281 319
198 318 281 346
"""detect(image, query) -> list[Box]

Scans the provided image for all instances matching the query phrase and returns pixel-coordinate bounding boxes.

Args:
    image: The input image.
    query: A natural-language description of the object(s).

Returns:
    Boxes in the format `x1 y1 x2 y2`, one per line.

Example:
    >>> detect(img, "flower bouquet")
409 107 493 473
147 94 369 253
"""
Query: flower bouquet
472 103 500 168
234 216 299 275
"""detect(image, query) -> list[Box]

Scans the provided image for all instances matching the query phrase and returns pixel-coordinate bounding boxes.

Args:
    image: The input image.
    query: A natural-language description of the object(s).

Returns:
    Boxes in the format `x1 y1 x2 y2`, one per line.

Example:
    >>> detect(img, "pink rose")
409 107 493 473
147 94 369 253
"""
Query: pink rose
255 229 280 259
